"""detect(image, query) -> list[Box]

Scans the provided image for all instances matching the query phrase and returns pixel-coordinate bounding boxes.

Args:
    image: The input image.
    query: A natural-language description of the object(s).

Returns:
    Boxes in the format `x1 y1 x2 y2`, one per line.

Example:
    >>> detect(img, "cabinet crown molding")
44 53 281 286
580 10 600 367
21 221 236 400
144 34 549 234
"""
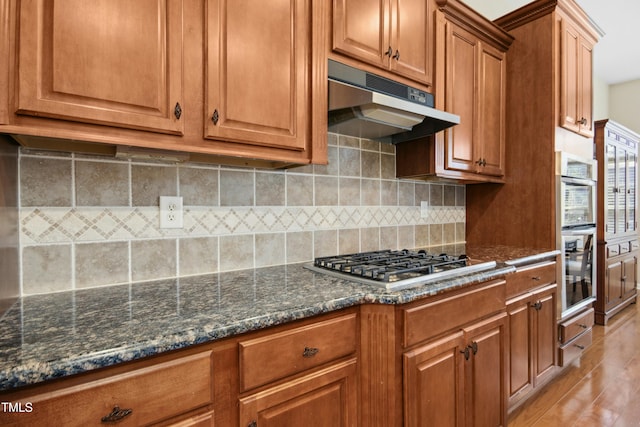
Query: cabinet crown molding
436 0 513 50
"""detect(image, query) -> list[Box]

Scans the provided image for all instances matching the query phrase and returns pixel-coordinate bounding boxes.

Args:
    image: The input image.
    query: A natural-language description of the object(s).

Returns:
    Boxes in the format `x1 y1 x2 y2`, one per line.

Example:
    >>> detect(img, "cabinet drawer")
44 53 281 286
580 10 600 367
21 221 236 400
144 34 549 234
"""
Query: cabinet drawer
630 240 640 251
607 244 620 258
402 279 506 347
239 313 357 391
506 261 556 298
4 351 213 426
559 328 592 366
559 308 594 344
620 242 630 254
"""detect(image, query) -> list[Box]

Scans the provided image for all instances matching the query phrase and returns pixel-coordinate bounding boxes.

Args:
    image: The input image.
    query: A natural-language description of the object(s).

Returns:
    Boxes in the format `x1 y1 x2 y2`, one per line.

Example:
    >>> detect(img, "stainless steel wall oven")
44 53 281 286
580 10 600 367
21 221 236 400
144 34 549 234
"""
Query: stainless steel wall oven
557 152 597 317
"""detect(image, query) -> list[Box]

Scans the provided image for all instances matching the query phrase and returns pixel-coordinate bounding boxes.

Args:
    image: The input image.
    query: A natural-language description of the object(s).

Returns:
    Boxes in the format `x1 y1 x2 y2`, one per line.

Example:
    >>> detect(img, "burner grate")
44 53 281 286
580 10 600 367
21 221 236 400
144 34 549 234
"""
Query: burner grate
314 249 468 283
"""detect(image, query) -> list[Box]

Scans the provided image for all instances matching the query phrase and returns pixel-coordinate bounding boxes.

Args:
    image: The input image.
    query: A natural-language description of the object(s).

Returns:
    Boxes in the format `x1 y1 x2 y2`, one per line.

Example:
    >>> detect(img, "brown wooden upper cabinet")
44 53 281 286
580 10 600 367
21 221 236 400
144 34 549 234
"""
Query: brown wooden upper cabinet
205 0 309 152
3 0 328 167
16 0 184 135
560 16 596 138
332 0 434 87
395 0 513 183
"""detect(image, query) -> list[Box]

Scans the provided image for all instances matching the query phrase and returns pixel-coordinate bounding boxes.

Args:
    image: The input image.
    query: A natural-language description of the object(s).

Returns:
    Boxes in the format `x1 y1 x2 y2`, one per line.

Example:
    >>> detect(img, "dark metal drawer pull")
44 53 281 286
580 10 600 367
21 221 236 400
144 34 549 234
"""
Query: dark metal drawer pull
574 344 585 350
101 406 132 423
303 347 319 358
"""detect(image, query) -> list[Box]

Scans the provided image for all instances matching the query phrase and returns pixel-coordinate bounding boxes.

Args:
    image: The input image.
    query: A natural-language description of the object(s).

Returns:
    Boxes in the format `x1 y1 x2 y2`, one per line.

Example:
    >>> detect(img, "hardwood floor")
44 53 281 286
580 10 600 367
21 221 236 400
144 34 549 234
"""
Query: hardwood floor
508 303 640 426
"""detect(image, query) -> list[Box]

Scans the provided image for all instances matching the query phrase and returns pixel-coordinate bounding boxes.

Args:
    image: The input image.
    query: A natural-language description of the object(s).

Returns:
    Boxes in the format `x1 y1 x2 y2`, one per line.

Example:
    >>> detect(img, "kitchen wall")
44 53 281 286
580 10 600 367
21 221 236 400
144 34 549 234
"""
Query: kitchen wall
17 133 466 296
609 79 640 134
0 136 19 313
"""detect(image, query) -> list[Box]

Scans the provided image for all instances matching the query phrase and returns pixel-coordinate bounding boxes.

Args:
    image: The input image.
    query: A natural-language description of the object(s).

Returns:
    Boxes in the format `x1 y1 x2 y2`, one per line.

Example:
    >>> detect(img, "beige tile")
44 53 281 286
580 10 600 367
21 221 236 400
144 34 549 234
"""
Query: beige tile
361 227 380 252
380 180 398 206
131 239 176 281
339 177 360 206
314 176 339 206
220 170 254 206
430 184 444 207
287 231 313 263
22 245 72 294
219 234 254 271
361 179 380 206
360 138 380 152
287 174 313 206
179 237 218 275
256 172 285 206
179 166 219 206
398 225 415 249
76 161 129 206
456 222 466 243
456 185 466 207
398 181 415 206
314 229 338 258
339 147 360 177
380 142 395 154
381 153 395 179
339 228 360 254
339 135 360 148
415 224 429 247
415 182 430 206
380 226 398 250
20 157 72 207
429 224 443 245
255 233 286 267
443 184 457 207
131 165 177 206
361 150 380 178
76 241 129 288
443 223 456 244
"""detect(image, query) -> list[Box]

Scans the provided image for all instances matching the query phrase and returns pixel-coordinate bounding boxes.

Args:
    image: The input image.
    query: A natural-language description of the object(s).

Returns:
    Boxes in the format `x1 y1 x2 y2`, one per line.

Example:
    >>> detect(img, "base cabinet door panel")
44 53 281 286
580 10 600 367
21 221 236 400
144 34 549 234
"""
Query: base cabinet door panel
239 360 358 427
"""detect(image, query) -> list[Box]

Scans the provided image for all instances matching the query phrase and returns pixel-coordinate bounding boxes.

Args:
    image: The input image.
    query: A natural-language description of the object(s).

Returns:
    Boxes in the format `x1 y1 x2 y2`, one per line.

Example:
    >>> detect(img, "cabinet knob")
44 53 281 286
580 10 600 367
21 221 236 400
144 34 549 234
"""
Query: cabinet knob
460 346 470 360
212 109 219 125
385 46 393 57
579 117 588 125
470 341 478 355
532 276 541 281
174 102 182 120
101 406 132 423
302 346 319 358
248 421 257 427
392 49 400 60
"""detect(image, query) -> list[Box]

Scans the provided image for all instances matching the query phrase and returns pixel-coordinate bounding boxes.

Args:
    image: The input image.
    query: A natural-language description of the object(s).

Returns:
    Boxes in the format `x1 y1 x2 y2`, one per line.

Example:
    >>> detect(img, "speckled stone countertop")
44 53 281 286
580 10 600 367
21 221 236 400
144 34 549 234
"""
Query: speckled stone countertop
0 245 558 391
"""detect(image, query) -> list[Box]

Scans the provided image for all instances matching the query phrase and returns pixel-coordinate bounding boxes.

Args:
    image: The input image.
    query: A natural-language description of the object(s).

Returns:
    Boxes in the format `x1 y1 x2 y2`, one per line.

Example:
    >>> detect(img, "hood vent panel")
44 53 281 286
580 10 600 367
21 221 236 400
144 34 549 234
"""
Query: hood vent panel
328 60 459 143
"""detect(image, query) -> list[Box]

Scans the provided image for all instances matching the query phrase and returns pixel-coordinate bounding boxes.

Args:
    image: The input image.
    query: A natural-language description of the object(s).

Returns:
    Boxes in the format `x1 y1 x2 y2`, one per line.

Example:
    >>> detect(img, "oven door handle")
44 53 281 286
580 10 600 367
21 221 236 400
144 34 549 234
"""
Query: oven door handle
561 227 596 236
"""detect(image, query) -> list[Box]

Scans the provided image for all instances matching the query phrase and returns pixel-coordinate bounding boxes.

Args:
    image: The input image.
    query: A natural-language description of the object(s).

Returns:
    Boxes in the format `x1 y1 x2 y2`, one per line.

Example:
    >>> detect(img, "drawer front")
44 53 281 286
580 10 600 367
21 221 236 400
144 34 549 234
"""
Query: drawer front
630 240 640 252
559 328 592 366
4 351 213 426
607 244 620 258
403 279 506 347
506 261 556 299
239 313 357 391
620 242 630 254
559 308 594 344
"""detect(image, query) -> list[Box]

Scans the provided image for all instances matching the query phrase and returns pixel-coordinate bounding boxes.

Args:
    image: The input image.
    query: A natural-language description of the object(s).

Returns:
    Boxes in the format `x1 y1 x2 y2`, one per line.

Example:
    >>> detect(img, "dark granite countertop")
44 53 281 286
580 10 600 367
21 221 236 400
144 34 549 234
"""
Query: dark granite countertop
0 245 558 392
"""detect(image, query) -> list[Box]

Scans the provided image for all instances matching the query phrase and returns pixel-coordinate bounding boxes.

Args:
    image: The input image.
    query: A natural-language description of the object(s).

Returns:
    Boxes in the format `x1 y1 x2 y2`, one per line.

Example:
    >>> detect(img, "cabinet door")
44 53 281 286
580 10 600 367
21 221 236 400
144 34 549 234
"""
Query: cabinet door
443 22 478 174
622 254 637 301
464 313 507 427
506 294 533 404
605 142 619 236
403 331 466 427
17 0 184 135
239 360 358 427
477 42 506 177
626 151 637 233
605 259 623 310
333 0 389 69
532 285 557 384
560 17 593 137
206 0 309 151
389 0 433 86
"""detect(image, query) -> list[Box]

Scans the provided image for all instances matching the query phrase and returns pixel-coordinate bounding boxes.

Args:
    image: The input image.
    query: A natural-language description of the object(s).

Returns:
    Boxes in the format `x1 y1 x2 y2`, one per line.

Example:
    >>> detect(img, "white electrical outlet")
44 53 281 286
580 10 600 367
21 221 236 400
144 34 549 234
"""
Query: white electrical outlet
160 196 183 229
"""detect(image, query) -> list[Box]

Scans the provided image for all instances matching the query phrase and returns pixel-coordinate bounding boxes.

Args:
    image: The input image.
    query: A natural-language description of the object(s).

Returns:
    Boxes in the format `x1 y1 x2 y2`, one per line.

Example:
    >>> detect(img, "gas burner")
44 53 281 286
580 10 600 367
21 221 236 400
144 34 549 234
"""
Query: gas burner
306 249 496 291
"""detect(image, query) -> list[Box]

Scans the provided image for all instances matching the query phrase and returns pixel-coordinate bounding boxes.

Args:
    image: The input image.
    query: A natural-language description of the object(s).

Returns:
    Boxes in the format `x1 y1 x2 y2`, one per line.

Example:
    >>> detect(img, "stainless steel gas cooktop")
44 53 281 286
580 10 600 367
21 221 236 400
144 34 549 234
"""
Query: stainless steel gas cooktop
305 249 497 291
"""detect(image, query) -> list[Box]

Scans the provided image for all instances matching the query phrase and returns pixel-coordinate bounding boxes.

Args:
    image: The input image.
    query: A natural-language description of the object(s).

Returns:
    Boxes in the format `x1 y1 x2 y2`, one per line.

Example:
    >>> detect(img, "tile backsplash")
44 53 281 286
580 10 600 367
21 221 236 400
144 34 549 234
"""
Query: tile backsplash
18 133 466 295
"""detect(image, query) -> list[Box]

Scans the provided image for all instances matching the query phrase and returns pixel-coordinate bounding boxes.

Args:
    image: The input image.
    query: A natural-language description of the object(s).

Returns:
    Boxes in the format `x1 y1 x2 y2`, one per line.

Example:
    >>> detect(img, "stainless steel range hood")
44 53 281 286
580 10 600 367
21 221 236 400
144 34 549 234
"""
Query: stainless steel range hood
328 60 460 143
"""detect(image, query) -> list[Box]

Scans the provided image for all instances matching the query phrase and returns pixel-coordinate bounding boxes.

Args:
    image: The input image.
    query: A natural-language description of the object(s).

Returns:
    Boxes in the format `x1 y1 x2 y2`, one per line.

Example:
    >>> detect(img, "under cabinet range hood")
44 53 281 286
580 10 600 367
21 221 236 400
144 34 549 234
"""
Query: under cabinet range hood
328 60 460 143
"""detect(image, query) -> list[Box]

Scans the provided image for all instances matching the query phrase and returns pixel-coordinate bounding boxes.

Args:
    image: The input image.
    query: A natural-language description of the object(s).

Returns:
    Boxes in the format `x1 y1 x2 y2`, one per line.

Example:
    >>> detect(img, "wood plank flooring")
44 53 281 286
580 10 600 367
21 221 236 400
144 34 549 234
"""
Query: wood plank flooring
508 303 640 426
